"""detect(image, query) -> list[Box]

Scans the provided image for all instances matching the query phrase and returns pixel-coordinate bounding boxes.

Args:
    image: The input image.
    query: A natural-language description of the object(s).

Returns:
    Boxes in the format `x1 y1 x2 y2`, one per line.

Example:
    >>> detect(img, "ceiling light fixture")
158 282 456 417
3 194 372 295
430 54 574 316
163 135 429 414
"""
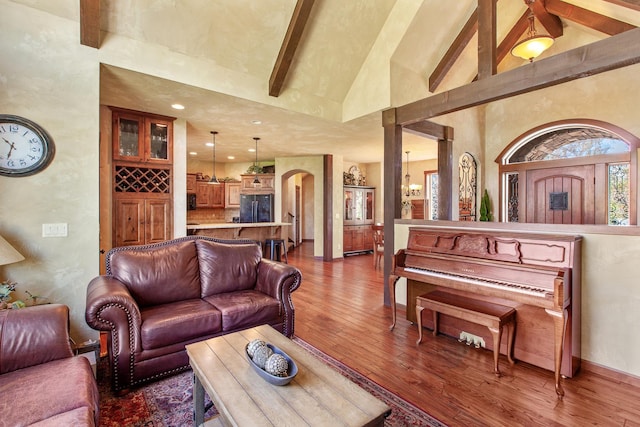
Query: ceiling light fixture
252 137 261 188
208 131 220 185
171 103 185 110
404 151 411 197
511 1 554 62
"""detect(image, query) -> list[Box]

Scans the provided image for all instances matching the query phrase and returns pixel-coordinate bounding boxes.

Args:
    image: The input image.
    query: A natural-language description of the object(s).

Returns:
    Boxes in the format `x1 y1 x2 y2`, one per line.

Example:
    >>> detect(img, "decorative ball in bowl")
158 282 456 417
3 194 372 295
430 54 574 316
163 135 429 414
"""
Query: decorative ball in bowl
245 340 298 386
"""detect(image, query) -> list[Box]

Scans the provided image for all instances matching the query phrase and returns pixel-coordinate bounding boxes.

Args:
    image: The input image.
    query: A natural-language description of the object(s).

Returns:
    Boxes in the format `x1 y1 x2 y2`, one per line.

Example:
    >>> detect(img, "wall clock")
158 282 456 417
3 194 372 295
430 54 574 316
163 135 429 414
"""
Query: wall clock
0 115 55 177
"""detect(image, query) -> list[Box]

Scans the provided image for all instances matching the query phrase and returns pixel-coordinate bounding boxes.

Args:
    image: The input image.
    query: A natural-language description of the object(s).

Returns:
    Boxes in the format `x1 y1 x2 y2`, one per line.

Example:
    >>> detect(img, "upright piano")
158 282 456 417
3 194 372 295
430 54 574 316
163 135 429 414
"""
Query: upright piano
389 226 581 397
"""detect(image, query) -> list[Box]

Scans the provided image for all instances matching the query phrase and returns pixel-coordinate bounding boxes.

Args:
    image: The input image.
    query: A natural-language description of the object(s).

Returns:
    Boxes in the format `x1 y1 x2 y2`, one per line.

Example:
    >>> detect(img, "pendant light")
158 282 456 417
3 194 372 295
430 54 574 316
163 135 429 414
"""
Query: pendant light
404 151 411 197
252 137 261 188
208 131 220 184
511 1 554 62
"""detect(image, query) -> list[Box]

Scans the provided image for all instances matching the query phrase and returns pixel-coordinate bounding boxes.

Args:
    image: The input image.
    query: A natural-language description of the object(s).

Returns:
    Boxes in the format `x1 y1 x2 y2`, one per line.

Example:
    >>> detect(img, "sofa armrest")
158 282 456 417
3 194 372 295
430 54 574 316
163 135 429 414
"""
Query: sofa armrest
256 259 302 300
256 260 302 337
86 276 142 352
0 304 73 374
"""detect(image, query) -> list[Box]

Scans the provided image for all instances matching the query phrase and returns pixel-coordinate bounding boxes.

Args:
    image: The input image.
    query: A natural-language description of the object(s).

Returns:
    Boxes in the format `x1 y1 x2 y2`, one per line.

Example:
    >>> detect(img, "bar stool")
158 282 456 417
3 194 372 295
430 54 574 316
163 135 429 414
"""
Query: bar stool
264 238 288 263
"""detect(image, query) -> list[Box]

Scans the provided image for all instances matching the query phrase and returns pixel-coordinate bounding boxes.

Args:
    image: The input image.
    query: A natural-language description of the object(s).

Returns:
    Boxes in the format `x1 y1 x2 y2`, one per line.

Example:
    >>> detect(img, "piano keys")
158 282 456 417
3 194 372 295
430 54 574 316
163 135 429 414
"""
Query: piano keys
389 226 582 398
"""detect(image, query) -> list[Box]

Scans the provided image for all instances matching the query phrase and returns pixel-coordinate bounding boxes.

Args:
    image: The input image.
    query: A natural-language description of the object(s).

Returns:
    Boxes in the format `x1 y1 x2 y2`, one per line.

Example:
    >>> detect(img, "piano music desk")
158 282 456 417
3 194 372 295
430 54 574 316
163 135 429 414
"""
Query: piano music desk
416 290 516 376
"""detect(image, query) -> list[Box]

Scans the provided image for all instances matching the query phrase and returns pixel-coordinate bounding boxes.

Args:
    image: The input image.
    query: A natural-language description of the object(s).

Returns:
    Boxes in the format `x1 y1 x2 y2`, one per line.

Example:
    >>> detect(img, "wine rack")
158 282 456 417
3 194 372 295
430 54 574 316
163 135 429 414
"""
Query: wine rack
114 165 171 194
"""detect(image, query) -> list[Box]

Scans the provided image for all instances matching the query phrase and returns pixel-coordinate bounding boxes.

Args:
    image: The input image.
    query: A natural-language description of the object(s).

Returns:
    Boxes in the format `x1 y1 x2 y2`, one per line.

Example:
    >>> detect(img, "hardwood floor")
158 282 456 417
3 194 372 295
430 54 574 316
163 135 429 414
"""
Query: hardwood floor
288 242 640 427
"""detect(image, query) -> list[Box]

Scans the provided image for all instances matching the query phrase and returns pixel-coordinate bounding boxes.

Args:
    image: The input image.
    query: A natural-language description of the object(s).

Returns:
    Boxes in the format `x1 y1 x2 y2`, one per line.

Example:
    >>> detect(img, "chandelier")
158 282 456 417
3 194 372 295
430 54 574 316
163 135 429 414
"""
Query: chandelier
404 151 411 197
511 1 554 62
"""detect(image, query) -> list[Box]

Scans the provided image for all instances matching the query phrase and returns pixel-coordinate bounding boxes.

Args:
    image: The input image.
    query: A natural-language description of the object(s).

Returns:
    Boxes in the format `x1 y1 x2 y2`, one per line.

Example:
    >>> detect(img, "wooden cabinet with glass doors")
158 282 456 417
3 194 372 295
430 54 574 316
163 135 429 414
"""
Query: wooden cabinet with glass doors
343 186 375 254
110 107 175 247
112 108 174 164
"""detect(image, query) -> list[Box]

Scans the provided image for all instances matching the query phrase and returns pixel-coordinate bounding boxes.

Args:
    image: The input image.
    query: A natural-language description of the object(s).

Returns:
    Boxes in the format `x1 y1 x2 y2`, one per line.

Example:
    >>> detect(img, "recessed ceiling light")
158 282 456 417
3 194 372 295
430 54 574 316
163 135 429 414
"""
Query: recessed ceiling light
227 156 235 160
248 148 256 152
251 120 262 125
171 104 185 110
206 142 214 147
189 152 198 156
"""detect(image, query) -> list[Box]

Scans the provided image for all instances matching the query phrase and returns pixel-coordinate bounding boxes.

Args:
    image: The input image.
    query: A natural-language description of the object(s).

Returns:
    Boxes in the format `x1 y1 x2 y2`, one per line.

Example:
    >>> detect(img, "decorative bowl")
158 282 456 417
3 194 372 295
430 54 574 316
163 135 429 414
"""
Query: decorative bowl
245 343 298 386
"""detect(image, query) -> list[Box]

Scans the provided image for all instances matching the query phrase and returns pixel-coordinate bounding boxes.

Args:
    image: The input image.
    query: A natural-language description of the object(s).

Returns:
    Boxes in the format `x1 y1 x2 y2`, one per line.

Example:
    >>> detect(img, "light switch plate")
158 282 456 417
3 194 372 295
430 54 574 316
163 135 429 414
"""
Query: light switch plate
42 223 68 237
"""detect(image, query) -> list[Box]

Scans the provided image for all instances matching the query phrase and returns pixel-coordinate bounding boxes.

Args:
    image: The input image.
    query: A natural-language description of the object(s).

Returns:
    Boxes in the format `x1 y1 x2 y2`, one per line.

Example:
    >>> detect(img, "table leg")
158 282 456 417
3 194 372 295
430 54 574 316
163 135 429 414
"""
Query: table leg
416 305 425 344
193 373 205 427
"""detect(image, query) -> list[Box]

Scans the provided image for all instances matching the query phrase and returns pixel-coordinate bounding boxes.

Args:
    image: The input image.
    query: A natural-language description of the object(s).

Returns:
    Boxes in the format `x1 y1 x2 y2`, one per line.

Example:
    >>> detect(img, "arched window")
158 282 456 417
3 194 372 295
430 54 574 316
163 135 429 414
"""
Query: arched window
497 120 638 225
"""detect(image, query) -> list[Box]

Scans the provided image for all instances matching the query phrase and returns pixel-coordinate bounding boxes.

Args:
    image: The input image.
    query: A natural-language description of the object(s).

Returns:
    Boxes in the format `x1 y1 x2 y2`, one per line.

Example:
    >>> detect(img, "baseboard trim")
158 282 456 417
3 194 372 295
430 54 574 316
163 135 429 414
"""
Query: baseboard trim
581 359 640 388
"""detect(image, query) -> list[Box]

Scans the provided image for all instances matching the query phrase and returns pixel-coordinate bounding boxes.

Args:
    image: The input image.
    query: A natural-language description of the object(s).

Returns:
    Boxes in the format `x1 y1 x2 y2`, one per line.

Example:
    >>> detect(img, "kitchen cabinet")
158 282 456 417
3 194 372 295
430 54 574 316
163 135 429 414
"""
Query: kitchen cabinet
187 173 197 193
196 181 225 208
343 186 375 254
113 198 172 247
111 108 174 164
240 174 275 194
225 182 241 208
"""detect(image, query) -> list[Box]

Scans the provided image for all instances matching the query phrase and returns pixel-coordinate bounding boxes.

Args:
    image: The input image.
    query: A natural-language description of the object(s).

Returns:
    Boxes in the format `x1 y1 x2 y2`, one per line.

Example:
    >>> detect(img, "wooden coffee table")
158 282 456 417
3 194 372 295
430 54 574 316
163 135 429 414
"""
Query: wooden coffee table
186 325 391 426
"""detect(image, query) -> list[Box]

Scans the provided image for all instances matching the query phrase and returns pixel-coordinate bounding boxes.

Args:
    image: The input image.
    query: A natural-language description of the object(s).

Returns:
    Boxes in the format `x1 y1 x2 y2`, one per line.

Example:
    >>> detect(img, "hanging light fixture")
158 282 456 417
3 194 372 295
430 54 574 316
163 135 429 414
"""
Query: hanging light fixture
511 1 554 62
208 131 220 184
252 137 261 188
404 151 411 197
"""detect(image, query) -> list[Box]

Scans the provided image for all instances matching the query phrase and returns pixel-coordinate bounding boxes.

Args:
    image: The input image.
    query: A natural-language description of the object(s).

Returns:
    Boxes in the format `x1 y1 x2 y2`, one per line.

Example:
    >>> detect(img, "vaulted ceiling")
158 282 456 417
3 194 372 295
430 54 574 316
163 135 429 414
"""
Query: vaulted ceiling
68 0 640 163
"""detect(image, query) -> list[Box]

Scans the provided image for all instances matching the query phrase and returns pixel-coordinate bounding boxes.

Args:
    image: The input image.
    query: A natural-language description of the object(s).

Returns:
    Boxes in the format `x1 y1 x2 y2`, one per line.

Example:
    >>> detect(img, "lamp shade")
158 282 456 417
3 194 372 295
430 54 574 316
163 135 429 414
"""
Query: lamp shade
511 35 554 62
0 235 25 266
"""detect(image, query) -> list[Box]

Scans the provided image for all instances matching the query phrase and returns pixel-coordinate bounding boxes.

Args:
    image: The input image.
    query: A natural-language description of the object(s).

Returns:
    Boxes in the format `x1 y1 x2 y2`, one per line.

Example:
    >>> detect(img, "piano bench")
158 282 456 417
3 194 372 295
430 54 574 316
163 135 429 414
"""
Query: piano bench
416 290 516 376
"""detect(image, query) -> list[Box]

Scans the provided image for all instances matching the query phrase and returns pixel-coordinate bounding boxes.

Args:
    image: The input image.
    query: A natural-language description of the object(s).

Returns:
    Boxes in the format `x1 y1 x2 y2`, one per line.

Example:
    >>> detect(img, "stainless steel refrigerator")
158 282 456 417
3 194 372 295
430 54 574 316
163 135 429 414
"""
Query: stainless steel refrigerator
239 194 274 223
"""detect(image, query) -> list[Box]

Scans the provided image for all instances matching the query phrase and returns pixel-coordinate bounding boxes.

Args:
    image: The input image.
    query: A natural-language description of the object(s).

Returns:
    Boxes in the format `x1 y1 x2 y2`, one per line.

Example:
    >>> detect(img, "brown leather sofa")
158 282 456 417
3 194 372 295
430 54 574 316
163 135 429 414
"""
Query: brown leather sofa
85 236 302 392
0 304 100 426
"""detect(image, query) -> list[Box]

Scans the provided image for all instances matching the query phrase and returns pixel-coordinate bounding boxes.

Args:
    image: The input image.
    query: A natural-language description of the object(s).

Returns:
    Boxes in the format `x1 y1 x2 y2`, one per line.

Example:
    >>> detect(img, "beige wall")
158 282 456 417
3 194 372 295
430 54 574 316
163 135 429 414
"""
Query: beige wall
1 2 100 339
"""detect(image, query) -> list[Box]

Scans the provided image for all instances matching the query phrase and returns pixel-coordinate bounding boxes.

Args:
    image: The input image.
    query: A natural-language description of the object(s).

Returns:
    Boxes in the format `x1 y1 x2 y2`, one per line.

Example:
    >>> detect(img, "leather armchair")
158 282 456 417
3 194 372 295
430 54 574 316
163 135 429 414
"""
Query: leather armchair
0 304 100 426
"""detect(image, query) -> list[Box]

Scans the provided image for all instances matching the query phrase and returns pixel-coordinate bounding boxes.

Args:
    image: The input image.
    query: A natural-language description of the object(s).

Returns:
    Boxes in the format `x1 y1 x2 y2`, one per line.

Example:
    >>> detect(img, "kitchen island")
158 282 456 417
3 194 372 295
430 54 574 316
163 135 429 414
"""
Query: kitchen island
187 222 290 242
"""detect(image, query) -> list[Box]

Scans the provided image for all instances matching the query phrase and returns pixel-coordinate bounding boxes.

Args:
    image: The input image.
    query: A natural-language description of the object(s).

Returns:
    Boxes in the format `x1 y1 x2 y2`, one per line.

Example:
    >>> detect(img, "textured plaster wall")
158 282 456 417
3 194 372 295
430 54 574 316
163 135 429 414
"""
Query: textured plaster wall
481 64 640 375
343 0 422 121
1 1 100 340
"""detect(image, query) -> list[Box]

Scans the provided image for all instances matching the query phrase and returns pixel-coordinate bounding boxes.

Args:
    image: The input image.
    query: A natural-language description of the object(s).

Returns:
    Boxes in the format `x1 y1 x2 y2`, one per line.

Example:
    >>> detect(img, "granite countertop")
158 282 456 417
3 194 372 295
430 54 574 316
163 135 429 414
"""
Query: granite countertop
186 222 291 229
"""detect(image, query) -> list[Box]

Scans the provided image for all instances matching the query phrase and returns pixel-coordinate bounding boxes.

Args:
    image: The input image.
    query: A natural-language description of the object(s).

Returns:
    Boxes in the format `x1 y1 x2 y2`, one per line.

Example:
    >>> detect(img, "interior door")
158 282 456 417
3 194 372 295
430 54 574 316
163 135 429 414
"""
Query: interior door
525 165 595 224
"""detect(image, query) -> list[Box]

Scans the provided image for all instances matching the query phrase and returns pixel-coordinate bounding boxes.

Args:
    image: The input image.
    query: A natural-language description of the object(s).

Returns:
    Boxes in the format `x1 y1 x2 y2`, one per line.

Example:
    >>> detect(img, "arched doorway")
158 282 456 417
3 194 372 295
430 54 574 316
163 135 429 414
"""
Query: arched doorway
497 119 639 225
280 169 314 253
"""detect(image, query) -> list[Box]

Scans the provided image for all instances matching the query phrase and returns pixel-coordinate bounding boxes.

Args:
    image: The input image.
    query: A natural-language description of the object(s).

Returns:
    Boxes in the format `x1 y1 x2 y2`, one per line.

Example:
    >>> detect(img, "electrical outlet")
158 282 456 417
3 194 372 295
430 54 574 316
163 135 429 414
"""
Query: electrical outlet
458 331 485 348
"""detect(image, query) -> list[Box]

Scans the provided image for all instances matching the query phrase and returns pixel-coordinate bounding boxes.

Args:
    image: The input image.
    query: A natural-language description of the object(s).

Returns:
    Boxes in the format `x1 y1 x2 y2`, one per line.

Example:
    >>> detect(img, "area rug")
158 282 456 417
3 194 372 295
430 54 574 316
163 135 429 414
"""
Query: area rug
98 338 446 427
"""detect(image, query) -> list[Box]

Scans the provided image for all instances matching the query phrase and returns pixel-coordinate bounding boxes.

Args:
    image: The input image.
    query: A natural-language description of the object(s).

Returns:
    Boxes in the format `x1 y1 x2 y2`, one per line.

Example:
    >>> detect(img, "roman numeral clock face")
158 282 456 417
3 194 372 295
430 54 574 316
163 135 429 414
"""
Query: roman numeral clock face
0 115 55 177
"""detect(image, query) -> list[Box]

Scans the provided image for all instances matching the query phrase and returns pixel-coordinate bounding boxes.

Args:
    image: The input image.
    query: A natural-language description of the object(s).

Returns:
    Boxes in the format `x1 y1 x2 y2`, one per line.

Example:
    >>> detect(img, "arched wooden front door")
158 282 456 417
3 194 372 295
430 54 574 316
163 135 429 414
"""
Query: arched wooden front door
525 165 595 224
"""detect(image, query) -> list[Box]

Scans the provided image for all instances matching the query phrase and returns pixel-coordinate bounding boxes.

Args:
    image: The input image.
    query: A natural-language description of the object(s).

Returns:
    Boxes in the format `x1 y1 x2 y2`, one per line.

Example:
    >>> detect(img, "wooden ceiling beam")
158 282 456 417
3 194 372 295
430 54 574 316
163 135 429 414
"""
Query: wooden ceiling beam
393 27 640 126
529 0 563 38
428 10 478 93
497 10 531 63
80 0 100 48
602 0 640 13
478 0 498 80
404 120 449 140
470 11 529 84
546 0 636 35
269 0 315 97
